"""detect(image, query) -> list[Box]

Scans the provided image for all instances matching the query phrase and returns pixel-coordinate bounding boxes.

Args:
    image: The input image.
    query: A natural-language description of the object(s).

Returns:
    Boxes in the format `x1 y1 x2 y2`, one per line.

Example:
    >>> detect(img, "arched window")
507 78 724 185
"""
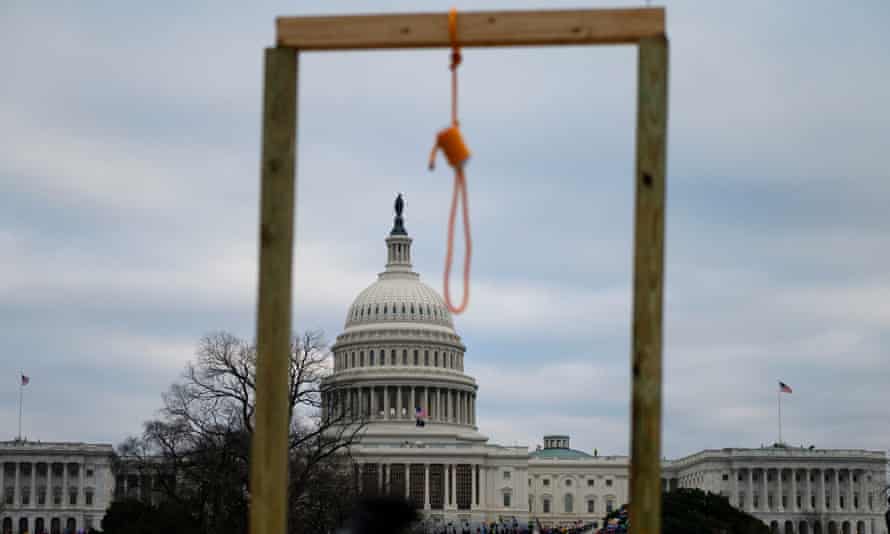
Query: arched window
565 494 573 513
424 351 429 366
402 350 408 365
383 304 387 314
413 350 419 366
434 352 439 367
587 498 595 513
391 350 397 365
543 498 551 514
369 350 375 366
402 303 406 313
351 352 355 368
360 351 365 367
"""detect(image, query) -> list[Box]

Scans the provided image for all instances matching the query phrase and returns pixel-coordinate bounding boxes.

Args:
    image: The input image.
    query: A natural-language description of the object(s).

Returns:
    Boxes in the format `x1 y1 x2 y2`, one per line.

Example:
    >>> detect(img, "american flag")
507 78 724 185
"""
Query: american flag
415 407 427 418
779 381 792 394
20 374 30 386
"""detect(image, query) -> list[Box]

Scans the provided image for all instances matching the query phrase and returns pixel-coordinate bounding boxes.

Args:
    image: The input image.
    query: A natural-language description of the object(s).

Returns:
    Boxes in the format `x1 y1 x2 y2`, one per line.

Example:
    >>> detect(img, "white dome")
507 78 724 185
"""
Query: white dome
345 272 454 329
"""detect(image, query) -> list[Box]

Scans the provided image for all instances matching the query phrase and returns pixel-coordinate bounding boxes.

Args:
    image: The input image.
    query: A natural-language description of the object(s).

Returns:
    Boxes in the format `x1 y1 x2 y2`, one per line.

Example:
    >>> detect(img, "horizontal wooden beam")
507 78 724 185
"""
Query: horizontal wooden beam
276 8 664 50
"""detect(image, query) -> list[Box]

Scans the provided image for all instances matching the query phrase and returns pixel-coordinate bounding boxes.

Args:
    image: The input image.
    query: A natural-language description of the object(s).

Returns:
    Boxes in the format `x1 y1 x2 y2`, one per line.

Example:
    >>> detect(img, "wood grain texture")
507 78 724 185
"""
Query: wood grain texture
277 8 664 50
629 35 668 534
249 47 297 534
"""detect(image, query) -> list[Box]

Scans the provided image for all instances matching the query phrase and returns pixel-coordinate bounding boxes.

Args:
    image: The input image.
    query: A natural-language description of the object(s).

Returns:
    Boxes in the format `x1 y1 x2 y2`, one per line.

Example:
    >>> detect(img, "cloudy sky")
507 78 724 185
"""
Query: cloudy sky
2 0 888 459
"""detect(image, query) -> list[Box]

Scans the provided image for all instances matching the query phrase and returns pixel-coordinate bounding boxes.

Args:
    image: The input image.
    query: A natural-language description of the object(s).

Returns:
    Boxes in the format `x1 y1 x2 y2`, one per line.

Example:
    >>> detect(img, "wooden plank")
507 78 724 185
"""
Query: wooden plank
249 46 297 534
277 8 664 50
628 35 668 534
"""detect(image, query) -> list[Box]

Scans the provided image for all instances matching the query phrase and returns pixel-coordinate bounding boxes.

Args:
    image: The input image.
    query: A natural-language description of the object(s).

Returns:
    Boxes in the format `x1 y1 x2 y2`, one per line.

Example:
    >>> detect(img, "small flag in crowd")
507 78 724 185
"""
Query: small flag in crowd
415 407 426 427
779 381 792 394
21 374 30 386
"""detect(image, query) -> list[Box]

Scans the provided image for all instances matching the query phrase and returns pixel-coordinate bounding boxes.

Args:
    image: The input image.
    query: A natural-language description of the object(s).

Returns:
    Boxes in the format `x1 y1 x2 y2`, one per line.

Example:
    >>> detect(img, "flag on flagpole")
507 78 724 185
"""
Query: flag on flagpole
415 407 426 427
20 374 30 386
779 381 792 394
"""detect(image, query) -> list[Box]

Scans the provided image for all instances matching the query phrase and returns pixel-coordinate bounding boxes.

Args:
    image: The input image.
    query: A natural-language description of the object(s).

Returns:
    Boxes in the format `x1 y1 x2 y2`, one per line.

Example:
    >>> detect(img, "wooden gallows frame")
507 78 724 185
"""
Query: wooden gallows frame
250 7 668 534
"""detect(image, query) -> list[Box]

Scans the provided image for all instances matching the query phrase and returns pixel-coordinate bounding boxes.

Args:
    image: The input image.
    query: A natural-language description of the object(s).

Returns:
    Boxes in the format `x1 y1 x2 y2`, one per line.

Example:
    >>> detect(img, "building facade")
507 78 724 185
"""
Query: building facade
663 447 888 534
321 199 889 532
0 440 114 534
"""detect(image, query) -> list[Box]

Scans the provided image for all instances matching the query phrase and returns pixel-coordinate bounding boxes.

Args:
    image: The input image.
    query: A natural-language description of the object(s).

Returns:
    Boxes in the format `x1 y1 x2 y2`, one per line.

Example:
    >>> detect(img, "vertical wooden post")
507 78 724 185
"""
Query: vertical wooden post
629 35 668 534
250 46 297 534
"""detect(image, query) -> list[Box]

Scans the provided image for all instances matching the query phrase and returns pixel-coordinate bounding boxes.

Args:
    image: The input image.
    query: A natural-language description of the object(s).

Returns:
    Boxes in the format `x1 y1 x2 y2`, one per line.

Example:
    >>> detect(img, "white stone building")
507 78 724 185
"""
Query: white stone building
321 199 889 532
0 440 114 534
663 446 888 534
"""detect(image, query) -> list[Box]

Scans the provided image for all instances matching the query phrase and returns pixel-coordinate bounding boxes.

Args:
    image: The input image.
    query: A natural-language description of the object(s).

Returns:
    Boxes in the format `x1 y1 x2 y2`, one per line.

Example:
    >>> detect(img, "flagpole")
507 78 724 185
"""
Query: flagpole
777 386 782 445
18 372 23 441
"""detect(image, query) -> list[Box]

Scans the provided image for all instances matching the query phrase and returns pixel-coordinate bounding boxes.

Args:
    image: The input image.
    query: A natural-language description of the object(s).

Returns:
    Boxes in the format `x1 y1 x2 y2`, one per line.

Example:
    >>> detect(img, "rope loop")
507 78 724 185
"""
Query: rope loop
429 7 472 314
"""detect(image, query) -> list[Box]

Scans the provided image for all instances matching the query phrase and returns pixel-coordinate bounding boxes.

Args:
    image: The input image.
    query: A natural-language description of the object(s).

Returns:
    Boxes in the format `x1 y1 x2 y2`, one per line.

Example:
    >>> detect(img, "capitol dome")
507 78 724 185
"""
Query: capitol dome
321 195 481 439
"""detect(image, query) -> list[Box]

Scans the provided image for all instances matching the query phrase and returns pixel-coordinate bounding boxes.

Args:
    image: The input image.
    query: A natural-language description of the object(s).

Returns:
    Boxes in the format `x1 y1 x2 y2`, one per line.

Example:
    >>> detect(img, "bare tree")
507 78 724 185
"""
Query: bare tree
117 331 365 534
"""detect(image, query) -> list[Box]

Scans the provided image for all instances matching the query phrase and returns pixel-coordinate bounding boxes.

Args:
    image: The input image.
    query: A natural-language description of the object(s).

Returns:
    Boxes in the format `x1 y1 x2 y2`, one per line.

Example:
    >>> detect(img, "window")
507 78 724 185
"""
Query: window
528 479 532 487
587 499 595 513
587 479 594 487
86 490 94 506
782 495 787 508
840 496 845 509
503 471 511 480
564 494 573 513
402 350 408 365
351 352 356 367
424 351 429 366
753 495 759 508
768 495 773 508
360 351 365 366
414 350 419 365
811 496 816 509
38 490 45 505
739 494 745 508
825 496 831 509
606 479 613 487
503 493 511 507
565 479 572 487
21 489 29 505
369 350 374 366
722 474 729 481
797 495 802 508
391 350 396 365
543 499 551 513
53 488 62 505
86 467 94 477
435 352 439 366
606 499 614 513
854 495 859 509
543 479 550 487
69 490 77 505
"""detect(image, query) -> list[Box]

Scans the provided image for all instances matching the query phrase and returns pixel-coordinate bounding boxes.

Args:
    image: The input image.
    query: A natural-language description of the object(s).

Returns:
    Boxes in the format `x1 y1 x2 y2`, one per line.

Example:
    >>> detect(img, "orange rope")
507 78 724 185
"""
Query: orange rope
429 7 472 314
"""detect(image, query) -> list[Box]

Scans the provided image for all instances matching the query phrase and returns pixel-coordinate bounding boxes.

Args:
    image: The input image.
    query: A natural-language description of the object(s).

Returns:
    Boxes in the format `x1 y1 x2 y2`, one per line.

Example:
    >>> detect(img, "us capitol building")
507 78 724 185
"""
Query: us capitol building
1 200 886 534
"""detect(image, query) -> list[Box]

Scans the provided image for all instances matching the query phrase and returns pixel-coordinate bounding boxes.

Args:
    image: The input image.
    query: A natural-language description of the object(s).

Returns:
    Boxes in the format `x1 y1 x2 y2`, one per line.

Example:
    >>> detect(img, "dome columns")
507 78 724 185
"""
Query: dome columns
323 383 477 426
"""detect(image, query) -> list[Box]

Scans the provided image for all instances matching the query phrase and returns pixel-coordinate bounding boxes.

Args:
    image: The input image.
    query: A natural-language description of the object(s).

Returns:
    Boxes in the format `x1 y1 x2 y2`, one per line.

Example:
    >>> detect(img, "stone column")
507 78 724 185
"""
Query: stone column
833 469 840 512
385 463 391 496
410 387 416 415
397 386 403 419
847 469 854 511
405 463 411 498
437 389 442 421
791 468 798 512
778 468 784 511
14 462 20 505
370 386 377 419
46 463 52 507
731 468 738 508
748 469 754 512
447 390 453 422
859 470 867 512
819 469 825 512
471 464 477 508
31 462 37 508
761 469 768 511
383 386 390 420
479 465 486 509
424 464 431 510
63 463 69 508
